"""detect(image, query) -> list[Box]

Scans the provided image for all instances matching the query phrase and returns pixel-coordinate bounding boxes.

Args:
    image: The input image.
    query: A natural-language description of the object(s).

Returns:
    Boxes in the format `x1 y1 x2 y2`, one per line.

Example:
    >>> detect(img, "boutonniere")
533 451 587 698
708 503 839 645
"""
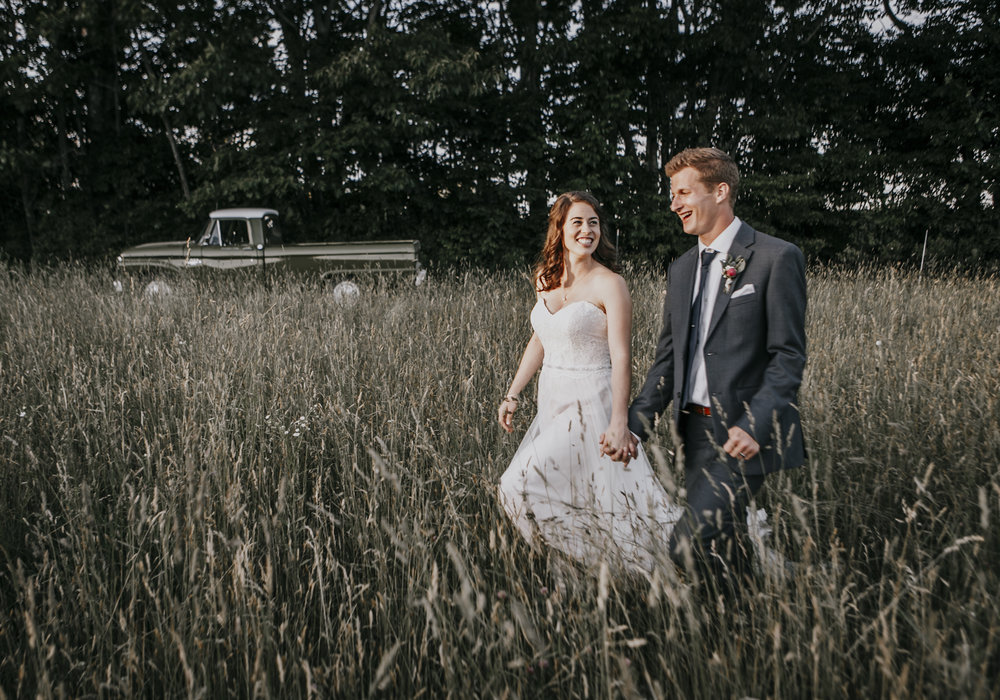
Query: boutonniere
720 254 746 294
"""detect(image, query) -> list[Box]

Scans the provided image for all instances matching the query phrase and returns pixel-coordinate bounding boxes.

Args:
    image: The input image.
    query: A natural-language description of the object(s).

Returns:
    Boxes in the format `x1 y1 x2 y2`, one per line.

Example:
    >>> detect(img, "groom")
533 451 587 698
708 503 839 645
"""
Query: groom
611 147 807 587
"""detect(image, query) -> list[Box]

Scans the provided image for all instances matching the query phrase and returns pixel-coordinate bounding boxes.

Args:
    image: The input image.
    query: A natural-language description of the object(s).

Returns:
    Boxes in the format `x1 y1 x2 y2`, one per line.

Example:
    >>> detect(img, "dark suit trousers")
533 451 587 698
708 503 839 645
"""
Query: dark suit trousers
669 412 764 588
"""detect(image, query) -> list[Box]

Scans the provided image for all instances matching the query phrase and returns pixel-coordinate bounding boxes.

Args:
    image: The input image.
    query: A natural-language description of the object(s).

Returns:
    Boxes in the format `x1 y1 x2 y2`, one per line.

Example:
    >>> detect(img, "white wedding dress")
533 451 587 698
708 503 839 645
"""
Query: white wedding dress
498 299 683 575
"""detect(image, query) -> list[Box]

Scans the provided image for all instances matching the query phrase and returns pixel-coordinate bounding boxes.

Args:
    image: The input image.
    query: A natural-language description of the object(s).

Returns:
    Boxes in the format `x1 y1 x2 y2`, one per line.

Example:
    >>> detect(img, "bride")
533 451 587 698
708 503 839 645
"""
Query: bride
496 191 682 575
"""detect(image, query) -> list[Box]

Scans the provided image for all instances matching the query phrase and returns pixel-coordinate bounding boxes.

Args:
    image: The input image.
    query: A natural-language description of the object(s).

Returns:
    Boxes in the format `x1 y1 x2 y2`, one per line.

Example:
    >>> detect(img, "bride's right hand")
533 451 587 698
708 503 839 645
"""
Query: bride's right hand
498 396 519 433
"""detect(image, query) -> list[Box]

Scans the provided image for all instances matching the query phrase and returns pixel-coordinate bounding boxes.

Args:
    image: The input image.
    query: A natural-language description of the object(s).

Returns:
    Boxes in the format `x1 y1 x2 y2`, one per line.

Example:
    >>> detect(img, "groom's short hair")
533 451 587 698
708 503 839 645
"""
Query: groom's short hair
665 147 740 200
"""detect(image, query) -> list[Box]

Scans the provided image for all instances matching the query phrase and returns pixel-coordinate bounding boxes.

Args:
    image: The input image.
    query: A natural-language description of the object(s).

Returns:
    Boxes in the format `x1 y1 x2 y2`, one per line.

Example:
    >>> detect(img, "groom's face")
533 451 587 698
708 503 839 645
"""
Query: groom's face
669 167 729 241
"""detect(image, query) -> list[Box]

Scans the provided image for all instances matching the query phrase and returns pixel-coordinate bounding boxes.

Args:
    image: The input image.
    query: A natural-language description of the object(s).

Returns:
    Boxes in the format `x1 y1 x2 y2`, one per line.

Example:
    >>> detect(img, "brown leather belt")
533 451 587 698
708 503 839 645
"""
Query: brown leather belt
685 404 711 416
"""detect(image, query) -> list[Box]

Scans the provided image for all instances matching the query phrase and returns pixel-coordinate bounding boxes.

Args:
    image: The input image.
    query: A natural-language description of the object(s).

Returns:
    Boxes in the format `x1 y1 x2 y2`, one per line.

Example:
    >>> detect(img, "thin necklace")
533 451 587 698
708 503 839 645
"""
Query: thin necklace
561 265 593 302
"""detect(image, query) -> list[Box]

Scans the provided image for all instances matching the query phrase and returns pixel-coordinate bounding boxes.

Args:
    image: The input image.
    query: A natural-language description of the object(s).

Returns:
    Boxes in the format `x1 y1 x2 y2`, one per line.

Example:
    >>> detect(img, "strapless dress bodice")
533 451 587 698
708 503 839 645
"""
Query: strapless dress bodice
530 299 611 372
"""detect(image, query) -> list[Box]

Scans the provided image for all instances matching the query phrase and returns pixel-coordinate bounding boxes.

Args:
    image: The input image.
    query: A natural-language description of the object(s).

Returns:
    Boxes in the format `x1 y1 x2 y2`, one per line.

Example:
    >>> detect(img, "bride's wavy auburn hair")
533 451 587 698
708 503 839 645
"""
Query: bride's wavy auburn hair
535 191 620 292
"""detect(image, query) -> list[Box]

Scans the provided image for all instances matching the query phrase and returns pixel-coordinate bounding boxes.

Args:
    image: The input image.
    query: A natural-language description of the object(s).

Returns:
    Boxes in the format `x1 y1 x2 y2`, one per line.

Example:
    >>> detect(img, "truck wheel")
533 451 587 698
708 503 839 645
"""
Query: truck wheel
144 279 173 298
332 279 360 305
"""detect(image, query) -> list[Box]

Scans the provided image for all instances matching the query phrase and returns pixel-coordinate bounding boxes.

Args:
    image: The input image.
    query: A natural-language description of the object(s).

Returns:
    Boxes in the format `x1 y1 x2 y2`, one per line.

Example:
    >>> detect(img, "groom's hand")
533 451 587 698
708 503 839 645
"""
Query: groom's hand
599 431 639 465
724 426 759 461
621 432 639 465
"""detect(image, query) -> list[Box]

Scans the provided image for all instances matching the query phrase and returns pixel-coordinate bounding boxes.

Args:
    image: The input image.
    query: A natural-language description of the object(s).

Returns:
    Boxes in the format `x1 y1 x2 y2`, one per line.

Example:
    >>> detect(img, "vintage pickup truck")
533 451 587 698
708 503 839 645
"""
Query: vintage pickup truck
115 207 425 296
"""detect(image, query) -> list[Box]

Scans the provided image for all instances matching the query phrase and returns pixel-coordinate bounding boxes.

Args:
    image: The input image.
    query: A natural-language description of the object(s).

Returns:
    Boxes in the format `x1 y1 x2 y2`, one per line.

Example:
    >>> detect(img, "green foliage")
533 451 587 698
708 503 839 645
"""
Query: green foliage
1 2 996 268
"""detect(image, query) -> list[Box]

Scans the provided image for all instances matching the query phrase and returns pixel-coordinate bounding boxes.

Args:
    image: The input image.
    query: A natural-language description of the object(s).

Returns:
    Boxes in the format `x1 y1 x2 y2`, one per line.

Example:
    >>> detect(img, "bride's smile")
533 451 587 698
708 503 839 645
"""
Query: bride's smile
562 201 601 256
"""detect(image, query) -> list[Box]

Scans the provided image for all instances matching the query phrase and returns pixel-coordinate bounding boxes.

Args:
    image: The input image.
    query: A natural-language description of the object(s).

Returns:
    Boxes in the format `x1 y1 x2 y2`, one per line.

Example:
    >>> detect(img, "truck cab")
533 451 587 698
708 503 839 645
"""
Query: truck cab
189 208 280 270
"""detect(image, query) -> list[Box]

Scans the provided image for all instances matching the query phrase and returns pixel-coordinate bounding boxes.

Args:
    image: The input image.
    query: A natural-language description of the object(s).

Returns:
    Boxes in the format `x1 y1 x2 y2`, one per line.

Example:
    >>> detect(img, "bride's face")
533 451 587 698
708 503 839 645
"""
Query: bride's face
561 202 601 257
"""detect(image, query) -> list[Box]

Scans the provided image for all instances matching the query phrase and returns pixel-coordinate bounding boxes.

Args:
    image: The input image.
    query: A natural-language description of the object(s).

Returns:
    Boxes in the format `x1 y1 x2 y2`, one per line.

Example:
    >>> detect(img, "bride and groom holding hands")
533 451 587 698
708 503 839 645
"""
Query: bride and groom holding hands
497 147 807 587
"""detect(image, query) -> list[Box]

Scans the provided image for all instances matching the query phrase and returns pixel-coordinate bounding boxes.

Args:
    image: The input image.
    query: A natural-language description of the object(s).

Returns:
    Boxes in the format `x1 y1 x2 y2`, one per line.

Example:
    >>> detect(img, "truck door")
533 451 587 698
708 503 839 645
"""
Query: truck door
197 218 260 270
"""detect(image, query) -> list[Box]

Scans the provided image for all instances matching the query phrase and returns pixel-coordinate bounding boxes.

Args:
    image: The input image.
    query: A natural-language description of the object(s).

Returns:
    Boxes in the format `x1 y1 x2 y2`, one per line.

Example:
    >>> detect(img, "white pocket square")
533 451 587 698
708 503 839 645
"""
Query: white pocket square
731 283 755 298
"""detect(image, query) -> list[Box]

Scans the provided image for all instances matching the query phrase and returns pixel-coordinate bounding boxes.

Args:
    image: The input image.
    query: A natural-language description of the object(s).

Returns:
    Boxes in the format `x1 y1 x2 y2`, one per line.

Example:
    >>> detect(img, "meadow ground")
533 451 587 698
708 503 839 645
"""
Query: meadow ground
1 264 998 698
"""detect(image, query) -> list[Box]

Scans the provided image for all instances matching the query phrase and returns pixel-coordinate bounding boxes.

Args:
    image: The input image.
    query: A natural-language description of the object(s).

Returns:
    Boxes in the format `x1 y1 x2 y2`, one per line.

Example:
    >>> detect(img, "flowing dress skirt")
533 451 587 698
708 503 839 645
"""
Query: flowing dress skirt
498 362 681 575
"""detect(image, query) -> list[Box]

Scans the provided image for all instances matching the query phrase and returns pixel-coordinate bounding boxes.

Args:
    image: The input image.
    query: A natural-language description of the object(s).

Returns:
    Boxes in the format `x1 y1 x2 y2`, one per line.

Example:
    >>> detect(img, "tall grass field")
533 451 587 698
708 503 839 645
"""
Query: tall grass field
1 265 998 698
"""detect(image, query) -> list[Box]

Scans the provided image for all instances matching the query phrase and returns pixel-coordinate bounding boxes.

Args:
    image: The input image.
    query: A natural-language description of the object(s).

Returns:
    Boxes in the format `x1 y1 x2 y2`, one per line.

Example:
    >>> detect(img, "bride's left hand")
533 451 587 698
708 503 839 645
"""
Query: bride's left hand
599 422 635 464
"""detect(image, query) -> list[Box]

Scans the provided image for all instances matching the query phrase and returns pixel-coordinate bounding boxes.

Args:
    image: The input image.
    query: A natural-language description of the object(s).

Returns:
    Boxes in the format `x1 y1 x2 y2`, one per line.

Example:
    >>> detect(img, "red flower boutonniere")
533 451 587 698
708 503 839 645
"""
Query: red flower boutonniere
721 254 746 294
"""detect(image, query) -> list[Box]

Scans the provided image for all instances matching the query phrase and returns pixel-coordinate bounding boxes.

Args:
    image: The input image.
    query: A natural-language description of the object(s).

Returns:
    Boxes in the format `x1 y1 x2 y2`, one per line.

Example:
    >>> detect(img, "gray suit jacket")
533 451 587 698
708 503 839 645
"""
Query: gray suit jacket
629 222 807 475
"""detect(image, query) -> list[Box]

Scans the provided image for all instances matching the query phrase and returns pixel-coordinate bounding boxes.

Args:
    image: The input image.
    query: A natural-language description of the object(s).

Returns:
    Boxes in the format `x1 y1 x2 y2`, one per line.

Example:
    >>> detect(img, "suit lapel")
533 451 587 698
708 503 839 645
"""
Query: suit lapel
672 247 700 354
706 222 755 340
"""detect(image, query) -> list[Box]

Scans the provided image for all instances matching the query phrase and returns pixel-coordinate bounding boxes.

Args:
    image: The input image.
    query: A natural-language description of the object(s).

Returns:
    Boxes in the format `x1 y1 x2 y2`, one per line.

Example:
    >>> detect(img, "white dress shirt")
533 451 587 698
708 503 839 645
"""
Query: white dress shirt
688 216 742 408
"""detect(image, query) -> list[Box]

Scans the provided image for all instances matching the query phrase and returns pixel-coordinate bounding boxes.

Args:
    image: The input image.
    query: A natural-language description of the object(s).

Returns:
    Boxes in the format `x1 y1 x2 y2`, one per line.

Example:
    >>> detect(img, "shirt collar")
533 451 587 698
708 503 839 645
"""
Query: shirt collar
699 216 742 258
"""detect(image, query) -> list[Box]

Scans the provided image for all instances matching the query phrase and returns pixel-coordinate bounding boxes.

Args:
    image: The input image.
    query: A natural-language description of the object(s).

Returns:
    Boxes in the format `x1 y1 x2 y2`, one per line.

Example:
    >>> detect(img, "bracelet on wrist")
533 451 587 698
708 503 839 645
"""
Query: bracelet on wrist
501 395 520 404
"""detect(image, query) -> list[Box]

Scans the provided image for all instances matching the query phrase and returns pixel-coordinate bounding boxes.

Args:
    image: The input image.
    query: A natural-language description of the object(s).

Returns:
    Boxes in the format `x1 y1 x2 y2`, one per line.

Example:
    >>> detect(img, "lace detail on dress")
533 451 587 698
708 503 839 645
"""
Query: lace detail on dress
531 300 611 371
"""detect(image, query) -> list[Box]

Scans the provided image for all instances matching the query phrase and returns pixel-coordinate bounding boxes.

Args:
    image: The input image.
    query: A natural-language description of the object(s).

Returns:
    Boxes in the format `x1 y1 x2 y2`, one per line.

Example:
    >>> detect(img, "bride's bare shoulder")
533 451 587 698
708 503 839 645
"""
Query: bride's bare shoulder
593 267 629 294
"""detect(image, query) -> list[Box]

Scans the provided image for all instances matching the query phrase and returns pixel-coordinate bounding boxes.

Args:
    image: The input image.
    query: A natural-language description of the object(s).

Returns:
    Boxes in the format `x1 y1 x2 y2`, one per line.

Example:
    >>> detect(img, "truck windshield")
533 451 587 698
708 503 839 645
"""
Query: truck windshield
198 219 249 246
198 221 221 246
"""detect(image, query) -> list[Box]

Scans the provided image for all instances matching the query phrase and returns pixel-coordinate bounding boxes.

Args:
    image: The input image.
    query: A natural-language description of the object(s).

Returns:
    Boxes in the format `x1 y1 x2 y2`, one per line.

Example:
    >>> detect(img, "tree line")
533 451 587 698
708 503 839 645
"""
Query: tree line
1 0 996 269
